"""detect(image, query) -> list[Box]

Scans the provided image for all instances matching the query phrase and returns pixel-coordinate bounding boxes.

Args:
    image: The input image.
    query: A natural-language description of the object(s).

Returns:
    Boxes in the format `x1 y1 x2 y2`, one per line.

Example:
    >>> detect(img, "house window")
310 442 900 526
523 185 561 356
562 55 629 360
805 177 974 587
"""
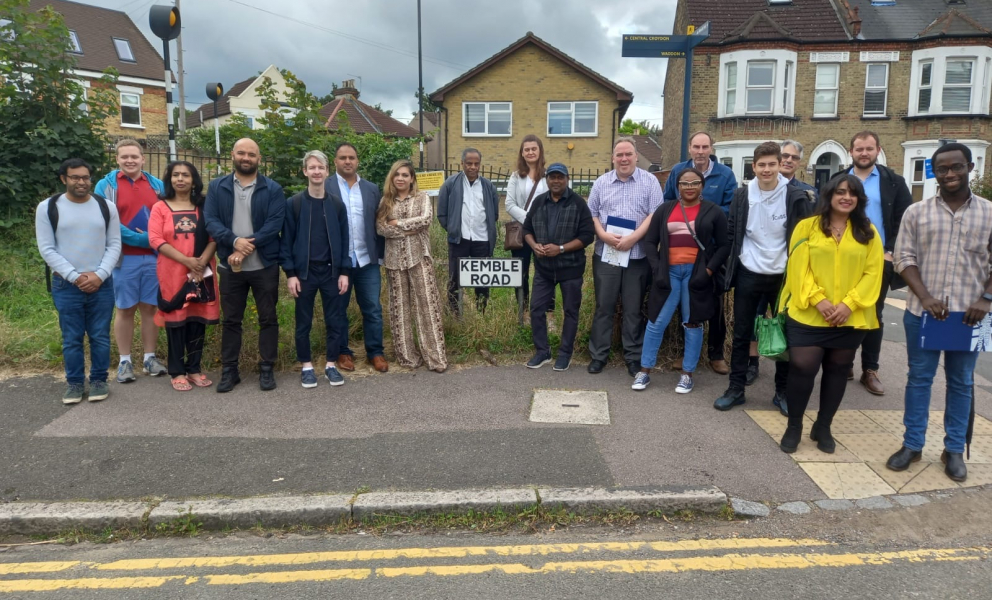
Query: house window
910 47 992 116
0 18 13 41
814 64 839 117
943 59 974 113
746 62 775 113
244 116 254 129
68 30 82 54
743 159 755 182
910 157 926 202
725 63 737 113
863 63 888 116
113 38 135 62
720 157 733 169
463 102 511 136
917 61 933 112
120 92 141 126
547 101 598 136
719 50 797 117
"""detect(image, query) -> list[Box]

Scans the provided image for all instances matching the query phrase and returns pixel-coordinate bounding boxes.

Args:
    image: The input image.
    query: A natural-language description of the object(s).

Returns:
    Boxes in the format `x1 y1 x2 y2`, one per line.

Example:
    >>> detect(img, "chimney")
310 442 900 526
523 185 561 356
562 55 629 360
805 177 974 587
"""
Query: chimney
852 6 862 36
333 79 359 100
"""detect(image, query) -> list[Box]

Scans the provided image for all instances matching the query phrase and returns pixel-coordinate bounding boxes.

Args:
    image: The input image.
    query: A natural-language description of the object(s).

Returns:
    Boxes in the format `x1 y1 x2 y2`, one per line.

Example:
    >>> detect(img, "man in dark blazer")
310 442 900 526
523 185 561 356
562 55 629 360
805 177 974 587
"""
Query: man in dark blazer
437 148 499 315
204 138 286 393
328 142 388 373
842 131 913 396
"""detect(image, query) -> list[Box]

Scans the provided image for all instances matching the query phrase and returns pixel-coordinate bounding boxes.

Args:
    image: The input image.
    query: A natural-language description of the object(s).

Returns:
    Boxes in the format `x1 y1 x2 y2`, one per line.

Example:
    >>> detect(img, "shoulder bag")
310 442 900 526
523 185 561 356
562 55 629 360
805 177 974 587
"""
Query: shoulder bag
754 236 808 362
503 176 541 251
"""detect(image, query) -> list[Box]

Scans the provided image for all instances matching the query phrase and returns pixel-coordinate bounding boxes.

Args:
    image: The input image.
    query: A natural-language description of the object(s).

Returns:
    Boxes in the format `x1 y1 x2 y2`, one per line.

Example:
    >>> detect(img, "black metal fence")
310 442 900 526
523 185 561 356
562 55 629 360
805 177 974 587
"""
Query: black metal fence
437 164 609 195
143 150 276 181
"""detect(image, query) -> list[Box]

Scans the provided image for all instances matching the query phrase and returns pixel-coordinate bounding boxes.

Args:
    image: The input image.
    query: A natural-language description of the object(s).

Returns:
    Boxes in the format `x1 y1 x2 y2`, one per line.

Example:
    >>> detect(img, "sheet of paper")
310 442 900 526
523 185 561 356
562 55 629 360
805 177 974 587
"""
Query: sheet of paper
602 216 636 268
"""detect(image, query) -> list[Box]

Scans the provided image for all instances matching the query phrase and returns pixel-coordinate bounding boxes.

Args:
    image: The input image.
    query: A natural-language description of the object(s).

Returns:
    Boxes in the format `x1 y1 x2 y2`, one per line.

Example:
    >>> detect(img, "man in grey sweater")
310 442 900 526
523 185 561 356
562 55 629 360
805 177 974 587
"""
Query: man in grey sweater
36 158 122 404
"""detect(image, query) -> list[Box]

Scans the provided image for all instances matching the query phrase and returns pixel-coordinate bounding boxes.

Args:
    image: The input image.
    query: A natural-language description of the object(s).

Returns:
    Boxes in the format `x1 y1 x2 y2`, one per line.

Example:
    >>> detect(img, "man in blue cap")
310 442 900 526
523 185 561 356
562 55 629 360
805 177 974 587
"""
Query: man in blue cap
522 163 595 371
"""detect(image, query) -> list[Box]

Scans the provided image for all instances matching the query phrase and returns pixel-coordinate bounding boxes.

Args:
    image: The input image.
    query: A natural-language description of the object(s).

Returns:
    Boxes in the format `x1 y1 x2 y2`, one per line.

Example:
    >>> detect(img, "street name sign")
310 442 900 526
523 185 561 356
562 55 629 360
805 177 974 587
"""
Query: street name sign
459 258 522 288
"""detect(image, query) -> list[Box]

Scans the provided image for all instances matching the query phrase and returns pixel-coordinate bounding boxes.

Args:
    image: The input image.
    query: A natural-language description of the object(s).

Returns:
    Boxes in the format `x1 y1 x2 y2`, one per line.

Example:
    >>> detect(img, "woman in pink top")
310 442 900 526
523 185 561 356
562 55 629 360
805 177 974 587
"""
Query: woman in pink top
147 162 219 391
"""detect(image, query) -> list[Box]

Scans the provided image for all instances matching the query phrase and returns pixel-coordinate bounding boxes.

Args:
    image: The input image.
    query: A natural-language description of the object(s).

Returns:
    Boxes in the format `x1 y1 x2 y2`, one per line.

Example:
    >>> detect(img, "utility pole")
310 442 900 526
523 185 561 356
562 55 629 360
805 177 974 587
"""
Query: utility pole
417 0 424 169
175 0 186 132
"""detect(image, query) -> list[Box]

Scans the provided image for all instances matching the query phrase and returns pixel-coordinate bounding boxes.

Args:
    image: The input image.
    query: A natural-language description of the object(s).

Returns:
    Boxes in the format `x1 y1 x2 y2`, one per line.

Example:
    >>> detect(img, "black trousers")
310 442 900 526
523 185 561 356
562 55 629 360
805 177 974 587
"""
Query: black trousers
859 261 893 372
294 262 345 364
166 322 206 378
730 266 788 392
531 273 582 359
510 244 533 304
219 264 280 369
708 292 728 360
447 239 491 311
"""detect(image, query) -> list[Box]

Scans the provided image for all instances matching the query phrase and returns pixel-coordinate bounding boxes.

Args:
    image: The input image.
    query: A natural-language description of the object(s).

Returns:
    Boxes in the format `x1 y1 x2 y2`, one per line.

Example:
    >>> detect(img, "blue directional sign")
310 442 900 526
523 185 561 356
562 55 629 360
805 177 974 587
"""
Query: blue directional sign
621 33 709 58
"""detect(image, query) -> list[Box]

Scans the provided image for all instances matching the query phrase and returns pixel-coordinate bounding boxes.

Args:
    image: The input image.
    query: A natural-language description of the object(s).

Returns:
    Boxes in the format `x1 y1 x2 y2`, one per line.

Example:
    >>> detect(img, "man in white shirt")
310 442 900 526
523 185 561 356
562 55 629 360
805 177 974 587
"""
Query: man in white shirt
715 142 812 414
437 148 499 315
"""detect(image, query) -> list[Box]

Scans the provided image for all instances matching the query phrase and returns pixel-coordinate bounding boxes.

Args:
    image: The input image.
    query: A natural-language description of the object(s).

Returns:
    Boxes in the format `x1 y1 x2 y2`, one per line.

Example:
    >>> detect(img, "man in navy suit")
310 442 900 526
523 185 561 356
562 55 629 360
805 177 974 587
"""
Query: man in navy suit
328 142 388 373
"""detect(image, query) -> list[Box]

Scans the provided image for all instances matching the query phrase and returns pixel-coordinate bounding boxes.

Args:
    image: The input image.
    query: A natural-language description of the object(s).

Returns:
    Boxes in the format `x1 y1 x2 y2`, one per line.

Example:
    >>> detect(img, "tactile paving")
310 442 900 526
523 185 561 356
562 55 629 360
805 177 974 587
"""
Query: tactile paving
972 416 992 436
799 462 895 500
866 460 929 491
965 436 992 464
819 411 889 434
833 433 903 463
861 410 908 436
745 410 813 439
789 435 861 463
899 463 962 494
963 464 992 487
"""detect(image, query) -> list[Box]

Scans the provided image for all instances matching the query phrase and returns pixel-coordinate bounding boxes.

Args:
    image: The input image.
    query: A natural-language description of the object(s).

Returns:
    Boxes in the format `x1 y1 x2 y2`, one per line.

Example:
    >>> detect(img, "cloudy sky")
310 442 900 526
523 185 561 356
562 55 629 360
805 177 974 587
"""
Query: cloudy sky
85 0 677 128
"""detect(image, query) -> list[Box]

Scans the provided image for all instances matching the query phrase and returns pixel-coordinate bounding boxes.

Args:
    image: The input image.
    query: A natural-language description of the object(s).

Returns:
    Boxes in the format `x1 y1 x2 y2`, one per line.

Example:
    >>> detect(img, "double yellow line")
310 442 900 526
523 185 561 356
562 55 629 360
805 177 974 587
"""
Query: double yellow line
0 538 987 592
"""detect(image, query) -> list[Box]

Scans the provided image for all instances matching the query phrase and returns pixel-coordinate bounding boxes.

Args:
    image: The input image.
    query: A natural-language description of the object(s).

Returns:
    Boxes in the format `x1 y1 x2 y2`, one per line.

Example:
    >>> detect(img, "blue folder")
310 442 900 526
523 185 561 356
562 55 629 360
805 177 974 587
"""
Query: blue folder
920 312 992 352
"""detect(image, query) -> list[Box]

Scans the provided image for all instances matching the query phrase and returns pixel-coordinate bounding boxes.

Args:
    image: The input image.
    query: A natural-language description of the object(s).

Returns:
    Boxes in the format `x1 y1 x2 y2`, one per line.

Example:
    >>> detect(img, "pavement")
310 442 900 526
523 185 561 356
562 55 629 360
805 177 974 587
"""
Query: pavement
3 290 992 533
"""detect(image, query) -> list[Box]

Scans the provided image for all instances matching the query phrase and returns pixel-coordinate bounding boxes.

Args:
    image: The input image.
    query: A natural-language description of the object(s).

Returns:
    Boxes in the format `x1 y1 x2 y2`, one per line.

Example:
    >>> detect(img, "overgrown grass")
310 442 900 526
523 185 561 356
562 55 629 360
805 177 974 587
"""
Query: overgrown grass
0 209 706 374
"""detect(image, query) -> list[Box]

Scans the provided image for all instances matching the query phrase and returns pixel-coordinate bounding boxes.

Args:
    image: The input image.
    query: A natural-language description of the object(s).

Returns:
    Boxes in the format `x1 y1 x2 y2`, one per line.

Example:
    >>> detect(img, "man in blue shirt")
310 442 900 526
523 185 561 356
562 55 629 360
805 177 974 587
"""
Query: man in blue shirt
663 131 736 374
843 131 913 396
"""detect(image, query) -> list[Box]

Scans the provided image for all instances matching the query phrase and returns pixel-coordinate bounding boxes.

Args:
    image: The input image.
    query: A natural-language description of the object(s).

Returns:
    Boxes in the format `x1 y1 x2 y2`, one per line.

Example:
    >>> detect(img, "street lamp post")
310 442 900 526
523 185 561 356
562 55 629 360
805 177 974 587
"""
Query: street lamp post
149 5 181 162
417 0 424 170
206 82 224 174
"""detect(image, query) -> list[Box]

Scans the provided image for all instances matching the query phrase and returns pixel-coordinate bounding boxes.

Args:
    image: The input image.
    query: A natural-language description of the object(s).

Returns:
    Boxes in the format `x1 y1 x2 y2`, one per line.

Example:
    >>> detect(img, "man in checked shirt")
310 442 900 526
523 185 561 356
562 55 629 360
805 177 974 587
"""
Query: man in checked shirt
886 143 992 484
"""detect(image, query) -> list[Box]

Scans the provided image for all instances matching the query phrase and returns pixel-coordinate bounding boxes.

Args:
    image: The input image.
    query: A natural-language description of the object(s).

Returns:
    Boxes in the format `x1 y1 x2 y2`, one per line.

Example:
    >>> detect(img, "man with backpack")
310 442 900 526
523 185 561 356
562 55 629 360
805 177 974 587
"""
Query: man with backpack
36 158 122 404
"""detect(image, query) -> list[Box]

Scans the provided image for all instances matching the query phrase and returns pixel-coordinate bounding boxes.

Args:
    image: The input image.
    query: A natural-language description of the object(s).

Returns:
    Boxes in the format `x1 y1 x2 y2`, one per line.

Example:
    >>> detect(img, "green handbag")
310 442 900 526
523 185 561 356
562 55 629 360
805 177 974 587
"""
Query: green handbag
753 237 808 362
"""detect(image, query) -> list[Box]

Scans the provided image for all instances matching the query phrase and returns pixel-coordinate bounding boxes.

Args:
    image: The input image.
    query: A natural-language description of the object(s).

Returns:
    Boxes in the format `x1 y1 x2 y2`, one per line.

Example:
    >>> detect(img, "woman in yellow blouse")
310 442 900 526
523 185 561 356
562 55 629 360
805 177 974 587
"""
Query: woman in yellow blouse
376 160 448 373
779 174 883 454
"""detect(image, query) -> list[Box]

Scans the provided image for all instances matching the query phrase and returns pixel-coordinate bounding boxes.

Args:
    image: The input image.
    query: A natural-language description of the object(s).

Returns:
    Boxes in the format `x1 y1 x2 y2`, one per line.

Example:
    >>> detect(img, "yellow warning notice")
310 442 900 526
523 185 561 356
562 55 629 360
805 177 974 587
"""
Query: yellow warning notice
416 171 446 192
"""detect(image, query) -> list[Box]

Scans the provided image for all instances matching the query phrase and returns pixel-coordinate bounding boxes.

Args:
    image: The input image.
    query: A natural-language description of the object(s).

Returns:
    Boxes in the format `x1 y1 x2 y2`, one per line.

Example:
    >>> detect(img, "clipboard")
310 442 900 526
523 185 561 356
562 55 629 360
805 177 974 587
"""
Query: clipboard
920 311 992 352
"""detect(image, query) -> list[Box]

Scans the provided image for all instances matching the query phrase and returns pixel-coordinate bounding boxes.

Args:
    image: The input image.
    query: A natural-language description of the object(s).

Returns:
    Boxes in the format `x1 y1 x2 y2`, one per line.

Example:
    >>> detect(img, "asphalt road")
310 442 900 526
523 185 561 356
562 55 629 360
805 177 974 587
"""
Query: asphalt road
3 486 992 599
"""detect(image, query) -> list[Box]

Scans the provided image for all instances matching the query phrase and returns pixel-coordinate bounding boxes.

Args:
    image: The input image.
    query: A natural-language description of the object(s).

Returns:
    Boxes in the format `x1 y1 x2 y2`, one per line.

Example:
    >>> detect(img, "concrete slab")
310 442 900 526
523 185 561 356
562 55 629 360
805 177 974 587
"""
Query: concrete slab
854 496 895 510
538 486 727 515
529 389 610 425
352 488 537 521
148 495 352 530
730 498 770 517
0 501 146 535
815 499 855 511
777 501 812 515
891 494 930 507
799 462 896 499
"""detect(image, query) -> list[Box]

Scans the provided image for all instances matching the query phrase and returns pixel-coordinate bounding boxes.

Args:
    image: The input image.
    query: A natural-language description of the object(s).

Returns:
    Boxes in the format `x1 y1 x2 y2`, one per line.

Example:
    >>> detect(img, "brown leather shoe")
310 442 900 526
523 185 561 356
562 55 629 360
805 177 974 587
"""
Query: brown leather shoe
337 354 355 371
860 369 884 395
710 359 730 375
370 355 389 373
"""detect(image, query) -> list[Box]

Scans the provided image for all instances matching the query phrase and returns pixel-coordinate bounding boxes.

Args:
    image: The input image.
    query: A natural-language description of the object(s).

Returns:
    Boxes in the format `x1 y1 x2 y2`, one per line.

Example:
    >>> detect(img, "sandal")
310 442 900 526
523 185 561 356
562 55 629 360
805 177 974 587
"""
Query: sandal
171 377 192 392
188 373 213 387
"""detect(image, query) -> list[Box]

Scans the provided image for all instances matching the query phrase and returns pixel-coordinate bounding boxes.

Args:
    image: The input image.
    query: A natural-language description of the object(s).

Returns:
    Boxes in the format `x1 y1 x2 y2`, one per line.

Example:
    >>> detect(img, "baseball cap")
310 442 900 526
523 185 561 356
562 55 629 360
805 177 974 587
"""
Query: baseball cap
546 163 569 177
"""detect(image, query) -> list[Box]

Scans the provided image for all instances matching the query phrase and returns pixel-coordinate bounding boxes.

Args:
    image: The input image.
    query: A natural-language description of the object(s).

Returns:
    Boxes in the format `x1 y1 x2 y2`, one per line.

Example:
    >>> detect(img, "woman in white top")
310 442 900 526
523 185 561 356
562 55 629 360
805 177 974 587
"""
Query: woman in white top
505 134 548 306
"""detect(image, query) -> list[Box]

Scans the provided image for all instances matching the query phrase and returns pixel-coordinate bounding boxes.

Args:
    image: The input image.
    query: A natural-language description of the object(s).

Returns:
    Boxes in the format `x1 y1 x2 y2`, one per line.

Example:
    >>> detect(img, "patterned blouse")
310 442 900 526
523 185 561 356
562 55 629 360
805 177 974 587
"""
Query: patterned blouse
376 190 434 271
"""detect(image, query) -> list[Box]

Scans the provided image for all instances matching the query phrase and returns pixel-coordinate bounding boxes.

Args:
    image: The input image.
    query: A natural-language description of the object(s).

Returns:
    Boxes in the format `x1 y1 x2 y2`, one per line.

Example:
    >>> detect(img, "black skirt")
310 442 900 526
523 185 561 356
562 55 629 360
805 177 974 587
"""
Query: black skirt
786 316 868 349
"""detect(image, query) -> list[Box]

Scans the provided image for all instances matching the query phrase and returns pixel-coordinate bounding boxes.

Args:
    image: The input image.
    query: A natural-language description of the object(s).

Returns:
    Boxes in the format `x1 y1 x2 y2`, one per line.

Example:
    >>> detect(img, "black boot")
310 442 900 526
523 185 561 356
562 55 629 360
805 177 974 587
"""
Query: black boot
780 424 802 454
941 450 967 482
259 364 277 391
809 421 836 454
886 446 922 471
216 367 240 393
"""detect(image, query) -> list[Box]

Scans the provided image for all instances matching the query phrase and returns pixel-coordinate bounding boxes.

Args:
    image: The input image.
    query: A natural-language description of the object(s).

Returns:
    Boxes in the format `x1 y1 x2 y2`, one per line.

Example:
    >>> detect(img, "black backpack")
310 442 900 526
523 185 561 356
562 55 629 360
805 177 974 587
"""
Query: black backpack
43 193 111 293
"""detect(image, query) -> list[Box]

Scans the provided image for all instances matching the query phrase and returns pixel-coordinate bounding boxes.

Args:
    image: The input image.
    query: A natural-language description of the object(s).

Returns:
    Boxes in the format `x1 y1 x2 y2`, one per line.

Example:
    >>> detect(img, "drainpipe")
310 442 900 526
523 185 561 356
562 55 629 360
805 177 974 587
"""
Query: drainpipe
440 106 449 172
611 107 621 168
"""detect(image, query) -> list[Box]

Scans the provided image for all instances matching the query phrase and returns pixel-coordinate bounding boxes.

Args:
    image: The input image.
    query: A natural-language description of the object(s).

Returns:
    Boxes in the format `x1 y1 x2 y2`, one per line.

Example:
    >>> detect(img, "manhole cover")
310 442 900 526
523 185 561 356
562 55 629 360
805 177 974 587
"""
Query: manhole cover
529 389 610 425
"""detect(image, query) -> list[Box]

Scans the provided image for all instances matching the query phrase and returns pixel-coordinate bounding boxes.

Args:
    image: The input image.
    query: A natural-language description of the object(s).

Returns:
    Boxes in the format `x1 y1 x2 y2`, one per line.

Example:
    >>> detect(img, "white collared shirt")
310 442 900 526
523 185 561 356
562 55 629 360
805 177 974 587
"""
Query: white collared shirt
460 175 488 241
336 173 370 268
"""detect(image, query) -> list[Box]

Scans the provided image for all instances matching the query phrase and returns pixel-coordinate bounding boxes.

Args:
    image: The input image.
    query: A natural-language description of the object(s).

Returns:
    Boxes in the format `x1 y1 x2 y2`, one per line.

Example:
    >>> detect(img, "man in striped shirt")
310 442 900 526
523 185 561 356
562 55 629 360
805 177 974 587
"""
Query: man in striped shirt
887 143 992 484
586 137 665 376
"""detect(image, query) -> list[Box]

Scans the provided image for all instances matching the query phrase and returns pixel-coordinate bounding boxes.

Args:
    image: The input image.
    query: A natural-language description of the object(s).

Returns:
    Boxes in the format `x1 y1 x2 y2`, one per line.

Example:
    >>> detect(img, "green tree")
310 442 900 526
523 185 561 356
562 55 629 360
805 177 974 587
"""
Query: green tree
372 102 393 117
618 118 650 136
176 113 254 155
0 0 119 226
973 171 992 200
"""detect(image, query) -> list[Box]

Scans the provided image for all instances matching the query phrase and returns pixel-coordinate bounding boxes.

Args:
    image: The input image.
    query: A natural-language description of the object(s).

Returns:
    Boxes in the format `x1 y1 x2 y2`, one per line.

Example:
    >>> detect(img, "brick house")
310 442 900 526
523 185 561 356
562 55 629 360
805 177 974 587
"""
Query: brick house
185 65 293 131
319 79 420 139
428 32 634 172
662 0 991 199
27 0 170 140
408 110 444 168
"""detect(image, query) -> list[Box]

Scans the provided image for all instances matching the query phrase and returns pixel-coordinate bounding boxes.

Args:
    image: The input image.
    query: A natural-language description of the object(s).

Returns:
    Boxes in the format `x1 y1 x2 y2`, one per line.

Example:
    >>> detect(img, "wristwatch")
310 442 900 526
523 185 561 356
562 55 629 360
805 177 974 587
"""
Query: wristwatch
982 292 992 302
559 245 565 254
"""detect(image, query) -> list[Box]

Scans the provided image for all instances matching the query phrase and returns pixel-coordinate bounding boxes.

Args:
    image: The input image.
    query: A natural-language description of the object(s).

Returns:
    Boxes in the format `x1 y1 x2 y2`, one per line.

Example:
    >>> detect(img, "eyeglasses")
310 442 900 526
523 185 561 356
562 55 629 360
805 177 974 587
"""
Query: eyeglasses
781 153 801 161
934 163 968 176
678 180 703 188
65 175 91 182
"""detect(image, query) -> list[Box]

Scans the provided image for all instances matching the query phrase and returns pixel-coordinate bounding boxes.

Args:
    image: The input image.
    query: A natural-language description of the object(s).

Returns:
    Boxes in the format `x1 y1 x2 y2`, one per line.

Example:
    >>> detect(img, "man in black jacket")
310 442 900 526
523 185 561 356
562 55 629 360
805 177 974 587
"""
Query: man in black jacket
204 138 286 393
715 142 812 414
842 131 913 396
281 150 351 388
522 163 595 372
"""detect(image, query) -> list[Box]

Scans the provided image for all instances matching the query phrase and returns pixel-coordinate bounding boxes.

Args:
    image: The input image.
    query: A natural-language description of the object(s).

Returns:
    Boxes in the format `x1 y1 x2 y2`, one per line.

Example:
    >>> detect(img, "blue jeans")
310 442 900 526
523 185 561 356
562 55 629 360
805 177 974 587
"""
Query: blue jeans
641 263 702 372
338 262 384 358
903 310 978 453
51 275 115 385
